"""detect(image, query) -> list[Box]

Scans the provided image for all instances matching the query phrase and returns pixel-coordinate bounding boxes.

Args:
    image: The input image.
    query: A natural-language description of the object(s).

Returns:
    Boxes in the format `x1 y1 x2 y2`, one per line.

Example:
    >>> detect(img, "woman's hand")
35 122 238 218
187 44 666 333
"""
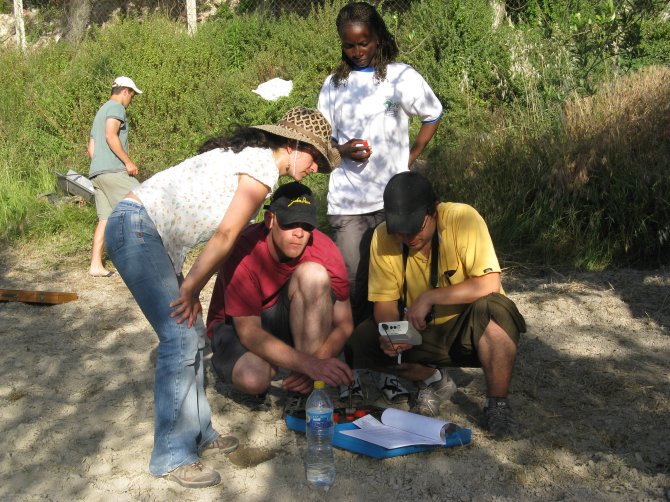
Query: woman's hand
169 285 202 329
338 138 372 162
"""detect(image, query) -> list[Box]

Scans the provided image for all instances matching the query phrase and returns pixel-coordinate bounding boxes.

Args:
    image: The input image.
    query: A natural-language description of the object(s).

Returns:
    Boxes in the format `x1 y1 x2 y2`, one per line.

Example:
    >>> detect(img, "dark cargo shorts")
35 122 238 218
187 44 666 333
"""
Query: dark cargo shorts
347 293 526 370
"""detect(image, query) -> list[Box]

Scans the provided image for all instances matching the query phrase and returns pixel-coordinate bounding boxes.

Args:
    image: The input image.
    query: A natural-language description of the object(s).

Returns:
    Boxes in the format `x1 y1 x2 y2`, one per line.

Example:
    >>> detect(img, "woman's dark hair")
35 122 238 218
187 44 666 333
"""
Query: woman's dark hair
198 126 287 154
332 2 399 88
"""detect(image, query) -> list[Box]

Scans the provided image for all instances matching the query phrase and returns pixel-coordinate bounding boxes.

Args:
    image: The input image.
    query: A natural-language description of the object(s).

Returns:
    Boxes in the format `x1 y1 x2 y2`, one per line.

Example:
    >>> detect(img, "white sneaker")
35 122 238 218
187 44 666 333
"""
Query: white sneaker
339 370 364 404
377 373 410 404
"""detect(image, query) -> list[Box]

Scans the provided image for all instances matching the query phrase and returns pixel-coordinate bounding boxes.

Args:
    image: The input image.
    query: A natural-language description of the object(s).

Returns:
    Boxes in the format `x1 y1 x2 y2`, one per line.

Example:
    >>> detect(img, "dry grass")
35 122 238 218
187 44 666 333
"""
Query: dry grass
554 65 670 193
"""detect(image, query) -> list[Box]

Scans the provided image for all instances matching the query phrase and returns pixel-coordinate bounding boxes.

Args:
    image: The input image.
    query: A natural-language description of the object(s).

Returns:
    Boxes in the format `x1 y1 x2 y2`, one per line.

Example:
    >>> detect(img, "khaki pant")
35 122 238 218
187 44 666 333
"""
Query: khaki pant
91 170 139 219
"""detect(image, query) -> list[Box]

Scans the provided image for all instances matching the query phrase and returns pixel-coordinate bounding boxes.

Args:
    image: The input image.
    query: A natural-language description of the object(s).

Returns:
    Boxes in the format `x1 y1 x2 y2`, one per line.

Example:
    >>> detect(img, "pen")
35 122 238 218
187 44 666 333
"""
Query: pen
381 322 403 366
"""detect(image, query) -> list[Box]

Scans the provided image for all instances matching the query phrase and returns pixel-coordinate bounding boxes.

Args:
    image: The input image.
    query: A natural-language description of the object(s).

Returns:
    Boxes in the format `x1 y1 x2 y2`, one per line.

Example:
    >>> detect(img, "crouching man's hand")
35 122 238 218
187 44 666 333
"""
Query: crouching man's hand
282 371 314 394
287 356 353 393
379 336 413 358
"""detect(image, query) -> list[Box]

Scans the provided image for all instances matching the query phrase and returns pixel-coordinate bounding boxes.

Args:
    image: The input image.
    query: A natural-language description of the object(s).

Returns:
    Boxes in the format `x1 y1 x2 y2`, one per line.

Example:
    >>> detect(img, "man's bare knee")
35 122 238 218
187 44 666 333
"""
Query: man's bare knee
289 262 330 297
231 355 273 395
481 320 517 353
233 370 271 395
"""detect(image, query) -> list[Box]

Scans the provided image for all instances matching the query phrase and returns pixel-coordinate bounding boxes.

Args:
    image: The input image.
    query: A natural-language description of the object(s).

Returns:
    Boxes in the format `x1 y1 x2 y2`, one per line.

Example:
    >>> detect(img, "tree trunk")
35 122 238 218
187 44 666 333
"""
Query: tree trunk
65 0 91 45
13 0 26 51
186 0 197 35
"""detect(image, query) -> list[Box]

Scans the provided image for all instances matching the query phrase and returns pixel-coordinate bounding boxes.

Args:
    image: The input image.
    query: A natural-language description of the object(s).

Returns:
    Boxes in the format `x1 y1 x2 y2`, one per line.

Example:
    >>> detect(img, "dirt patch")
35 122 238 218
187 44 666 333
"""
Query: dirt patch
228 447 280 469
0 244 668 501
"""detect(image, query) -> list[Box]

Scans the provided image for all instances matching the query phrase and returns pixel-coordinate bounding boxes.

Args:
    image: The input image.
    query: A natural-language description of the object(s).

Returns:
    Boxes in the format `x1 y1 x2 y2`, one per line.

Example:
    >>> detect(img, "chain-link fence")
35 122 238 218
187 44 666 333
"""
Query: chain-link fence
3 0 416 51
247 0 414 17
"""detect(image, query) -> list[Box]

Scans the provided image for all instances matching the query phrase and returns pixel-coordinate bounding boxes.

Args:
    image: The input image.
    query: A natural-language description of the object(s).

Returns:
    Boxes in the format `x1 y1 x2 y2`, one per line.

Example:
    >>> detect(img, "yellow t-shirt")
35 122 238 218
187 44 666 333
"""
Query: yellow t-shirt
368 202 502 324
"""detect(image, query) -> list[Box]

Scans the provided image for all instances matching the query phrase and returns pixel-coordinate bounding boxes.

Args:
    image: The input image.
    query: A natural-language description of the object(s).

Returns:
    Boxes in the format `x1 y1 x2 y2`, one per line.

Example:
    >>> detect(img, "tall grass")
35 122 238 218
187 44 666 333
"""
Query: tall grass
427 66 670 269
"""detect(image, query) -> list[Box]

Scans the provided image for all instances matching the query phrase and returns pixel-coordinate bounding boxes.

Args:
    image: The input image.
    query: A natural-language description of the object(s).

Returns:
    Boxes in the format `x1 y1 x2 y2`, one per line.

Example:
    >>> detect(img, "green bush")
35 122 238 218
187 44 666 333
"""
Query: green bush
1 2 669 270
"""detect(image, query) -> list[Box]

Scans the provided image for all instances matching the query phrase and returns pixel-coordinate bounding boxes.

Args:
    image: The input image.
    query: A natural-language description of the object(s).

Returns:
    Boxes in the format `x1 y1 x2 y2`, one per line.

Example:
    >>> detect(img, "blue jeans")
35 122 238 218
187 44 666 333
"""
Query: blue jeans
105 200 218 476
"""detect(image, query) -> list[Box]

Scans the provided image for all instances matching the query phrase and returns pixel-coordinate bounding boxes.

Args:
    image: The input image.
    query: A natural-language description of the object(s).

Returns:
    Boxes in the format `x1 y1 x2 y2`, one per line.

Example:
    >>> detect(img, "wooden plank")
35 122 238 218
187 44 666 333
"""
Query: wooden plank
0 288 78 305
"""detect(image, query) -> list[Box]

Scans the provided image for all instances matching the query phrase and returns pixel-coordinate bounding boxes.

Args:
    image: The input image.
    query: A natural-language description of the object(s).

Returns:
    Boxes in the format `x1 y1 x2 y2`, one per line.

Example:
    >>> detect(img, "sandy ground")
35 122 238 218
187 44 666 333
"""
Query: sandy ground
0 244 668 502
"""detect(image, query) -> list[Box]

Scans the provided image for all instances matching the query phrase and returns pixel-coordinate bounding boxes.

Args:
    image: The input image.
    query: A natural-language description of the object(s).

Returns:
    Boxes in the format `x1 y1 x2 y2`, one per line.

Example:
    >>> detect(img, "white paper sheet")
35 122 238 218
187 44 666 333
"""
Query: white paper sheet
339 408 451 449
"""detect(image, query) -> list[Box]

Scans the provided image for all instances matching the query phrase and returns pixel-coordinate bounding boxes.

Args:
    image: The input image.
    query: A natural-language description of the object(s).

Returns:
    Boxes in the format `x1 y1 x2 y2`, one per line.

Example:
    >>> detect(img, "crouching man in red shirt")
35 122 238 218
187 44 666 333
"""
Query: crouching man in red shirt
206 182 354 409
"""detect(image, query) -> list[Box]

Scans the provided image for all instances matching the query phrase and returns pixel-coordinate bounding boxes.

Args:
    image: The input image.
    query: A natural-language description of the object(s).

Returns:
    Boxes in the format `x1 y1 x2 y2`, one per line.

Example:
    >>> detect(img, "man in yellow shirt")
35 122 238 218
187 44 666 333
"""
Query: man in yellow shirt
348 171 526 438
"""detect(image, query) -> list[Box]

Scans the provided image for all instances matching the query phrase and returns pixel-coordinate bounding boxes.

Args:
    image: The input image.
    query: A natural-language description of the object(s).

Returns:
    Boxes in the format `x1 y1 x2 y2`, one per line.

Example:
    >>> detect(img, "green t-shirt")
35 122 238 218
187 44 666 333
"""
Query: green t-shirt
89 100 128 177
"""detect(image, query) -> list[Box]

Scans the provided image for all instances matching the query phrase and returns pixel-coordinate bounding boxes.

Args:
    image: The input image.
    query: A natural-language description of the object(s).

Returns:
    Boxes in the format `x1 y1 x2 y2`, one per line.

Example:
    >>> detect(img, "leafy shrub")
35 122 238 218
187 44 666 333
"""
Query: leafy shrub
1 2 669 270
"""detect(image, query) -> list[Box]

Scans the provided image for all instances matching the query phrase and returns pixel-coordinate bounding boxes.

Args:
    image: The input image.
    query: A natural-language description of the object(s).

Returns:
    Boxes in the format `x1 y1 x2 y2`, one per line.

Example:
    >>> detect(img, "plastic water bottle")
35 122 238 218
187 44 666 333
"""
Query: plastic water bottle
305 380 335 490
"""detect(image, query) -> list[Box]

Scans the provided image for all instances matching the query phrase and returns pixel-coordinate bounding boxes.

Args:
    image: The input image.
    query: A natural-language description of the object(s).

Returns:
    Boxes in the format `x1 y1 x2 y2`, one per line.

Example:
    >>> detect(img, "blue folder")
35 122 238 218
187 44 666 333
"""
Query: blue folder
285 409 471 460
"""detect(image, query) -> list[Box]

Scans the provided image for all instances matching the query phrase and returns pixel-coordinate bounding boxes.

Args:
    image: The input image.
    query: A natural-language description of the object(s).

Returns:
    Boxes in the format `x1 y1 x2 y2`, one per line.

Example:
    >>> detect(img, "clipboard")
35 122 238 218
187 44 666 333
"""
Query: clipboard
285 407 471 459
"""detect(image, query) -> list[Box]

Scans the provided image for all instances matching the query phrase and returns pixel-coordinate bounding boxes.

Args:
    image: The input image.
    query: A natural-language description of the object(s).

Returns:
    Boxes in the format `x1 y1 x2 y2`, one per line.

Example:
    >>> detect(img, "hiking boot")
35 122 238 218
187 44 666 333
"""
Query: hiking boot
483 399 518 439
283 392 306 417
199 434 240 458
165 461 221 488
377 373 410 404
409 368 457 417
338 370 365 405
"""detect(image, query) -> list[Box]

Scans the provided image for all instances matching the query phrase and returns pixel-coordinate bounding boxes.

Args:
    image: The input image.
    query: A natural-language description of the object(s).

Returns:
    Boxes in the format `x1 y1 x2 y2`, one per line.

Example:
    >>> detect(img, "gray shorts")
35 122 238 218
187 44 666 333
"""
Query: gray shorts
210 284 294 384
91 171 139 219
210 281 337 383
347 293 526 370
327 210 385 325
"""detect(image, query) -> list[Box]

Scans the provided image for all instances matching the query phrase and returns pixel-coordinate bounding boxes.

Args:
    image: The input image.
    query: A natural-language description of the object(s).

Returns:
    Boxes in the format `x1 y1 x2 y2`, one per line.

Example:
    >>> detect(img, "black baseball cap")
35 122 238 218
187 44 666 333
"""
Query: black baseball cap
267 182 318 229
383 171 437 234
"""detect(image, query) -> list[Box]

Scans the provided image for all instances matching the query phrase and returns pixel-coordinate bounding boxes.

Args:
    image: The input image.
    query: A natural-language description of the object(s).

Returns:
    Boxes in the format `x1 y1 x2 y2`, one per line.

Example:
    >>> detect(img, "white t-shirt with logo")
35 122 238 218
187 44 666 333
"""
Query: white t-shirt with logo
318 63 443 215
133 147 278 274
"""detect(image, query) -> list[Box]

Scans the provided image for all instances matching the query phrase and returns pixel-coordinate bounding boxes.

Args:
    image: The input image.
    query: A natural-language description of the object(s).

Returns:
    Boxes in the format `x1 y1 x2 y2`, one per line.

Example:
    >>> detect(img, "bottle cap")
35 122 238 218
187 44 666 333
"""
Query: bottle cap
314 380 325 389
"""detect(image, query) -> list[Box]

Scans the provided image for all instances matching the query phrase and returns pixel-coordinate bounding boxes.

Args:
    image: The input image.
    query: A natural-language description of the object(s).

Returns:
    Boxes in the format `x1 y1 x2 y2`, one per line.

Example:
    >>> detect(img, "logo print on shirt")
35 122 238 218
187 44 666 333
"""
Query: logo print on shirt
384 98 400 117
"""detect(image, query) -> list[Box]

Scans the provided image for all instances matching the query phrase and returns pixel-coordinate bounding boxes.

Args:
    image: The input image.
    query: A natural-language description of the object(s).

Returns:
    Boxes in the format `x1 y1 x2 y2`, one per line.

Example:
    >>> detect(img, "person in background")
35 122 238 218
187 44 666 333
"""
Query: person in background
348 171 526 439
206 182 353 414
317 1 443 404
88 76 142 277
104 108 340 488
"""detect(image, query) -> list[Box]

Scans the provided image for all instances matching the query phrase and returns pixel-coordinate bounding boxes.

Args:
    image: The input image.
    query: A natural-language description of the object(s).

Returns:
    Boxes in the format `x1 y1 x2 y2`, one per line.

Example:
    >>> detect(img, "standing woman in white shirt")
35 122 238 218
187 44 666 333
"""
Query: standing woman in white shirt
104 108 339 488
318 1 443 404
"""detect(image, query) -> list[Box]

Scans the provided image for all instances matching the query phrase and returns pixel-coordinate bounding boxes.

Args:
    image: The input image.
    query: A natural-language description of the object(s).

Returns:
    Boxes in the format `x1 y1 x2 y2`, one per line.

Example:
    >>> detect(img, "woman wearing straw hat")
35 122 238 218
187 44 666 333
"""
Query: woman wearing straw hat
104 107 339 488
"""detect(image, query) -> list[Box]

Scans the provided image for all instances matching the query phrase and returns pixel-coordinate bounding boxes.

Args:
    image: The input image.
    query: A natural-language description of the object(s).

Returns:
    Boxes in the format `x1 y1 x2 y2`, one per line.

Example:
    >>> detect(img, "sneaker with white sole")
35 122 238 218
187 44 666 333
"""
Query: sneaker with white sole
165 461 221 488
377 373 410 404
409 368 457 417
338 370 364 405
483 398 518 439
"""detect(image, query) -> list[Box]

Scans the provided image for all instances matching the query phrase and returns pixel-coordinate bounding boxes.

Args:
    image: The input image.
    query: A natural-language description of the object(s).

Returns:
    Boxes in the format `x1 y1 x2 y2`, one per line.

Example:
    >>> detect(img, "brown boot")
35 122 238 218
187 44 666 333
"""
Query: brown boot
199 434 240 458
165 461 221 488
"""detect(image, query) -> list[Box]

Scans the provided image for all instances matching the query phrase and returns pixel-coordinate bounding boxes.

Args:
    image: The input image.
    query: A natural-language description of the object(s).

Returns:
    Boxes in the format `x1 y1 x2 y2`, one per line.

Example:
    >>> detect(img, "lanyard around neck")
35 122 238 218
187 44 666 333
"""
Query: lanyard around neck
400 229 439 315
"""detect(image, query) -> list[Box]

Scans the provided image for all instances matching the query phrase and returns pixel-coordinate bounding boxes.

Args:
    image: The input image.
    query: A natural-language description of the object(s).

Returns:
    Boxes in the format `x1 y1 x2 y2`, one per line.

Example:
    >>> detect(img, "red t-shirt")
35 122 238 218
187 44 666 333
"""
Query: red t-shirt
206 223 349 339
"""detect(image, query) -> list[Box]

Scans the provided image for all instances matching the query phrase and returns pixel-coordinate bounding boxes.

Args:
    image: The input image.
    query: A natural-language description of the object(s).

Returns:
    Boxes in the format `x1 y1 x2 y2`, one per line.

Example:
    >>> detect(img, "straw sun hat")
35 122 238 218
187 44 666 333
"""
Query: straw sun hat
253 107 341 173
